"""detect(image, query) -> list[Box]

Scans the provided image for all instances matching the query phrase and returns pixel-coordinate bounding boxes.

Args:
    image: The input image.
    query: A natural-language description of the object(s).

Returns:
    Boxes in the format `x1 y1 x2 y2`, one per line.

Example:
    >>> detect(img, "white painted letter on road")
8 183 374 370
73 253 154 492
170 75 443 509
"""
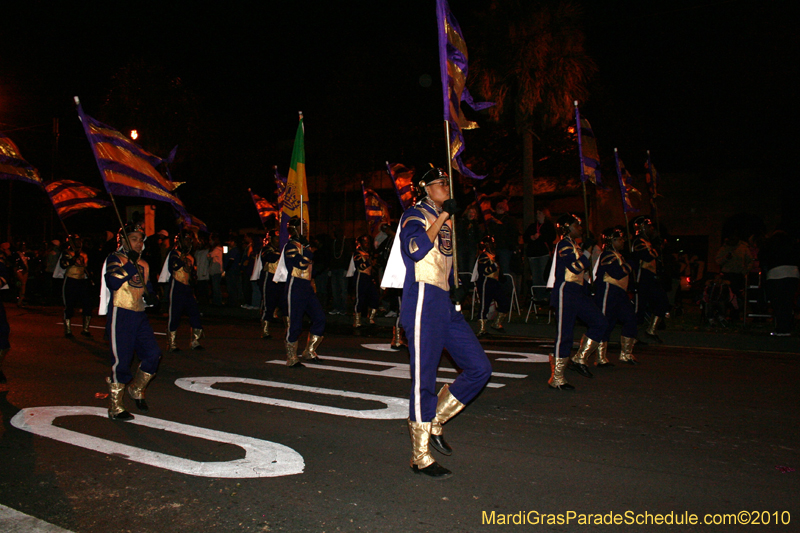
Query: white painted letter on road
10 406 304 478
175 377 409 420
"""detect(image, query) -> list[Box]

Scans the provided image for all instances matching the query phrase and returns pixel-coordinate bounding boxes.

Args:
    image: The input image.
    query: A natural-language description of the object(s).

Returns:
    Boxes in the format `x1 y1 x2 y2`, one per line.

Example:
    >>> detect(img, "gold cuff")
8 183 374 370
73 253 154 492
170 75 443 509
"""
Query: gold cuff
408 420 436 468
127 366 155 400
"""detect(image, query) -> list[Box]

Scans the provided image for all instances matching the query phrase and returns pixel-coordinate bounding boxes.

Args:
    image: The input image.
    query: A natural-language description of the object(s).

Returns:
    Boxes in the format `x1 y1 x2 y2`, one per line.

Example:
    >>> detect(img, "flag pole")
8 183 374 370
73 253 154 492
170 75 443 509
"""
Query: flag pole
614 148 633 253
444 120 462 306
74 96 147 290
647 150 661 233
574 101 591 236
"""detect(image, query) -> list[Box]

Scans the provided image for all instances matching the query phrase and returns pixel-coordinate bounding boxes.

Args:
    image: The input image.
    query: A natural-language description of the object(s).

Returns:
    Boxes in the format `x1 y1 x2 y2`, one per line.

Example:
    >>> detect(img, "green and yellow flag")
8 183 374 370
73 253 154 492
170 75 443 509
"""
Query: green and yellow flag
279 113 309 247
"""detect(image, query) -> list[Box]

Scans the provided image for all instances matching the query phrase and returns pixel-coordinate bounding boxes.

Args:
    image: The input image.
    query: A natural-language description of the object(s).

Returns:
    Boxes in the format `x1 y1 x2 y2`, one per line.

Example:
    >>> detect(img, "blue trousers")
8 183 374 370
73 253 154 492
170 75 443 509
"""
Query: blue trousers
285 277 326 343
168 281 202 331
595 284 637 340
63 278 92 319
106 307 161 384
354 272 380 313
552 283 607 358
261 273 287 322
478 277 511 318
401 282 492 422
635 272 670 320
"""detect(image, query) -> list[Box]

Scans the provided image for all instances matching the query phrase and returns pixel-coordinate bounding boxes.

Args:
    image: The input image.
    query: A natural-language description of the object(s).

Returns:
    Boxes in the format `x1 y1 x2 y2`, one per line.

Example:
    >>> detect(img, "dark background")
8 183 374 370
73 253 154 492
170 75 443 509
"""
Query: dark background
1 0 796 236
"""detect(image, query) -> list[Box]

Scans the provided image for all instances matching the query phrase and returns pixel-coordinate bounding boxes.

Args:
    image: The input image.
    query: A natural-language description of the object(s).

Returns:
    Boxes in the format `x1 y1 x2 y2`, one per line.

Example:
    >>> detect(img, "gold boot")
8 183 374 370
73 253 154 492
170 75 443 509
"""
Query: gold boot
430 384 465 456
106 378 133 420
301 333 323 361
353 312 362 328
646 315 661 335
619 335 639 364
285 340 302 367
283 315 290 329
408 420 452 478
477 319 488 338
81 315 92 337
64 318 73 338
0 348 8 384
391 326 406 349
570 335 597 378
595 341 614 367
548 354 574 390
127 366 156 412
491 312 508 331
261 320 271 339
167 330 180 353
645 315 664 343
368 308 377 324
191 328 205 350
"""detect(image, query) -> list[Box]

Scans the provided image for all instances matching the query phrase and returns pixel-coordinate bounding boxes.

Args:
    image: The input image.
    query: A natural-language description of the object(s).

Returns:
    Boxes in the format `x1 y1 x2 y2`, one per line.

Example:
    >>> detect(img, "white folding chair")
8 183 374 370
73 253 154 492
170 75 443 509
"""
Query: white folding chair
503 273 521 322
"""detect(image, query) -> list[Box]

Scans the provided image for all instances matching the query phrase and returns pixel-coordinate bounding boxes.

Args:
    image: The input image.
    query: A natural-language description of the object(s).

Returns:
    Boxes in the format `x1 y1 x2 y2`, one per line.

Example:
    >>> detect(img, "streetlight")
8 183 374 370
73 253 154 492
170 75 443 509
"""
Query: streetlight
130 129 139 140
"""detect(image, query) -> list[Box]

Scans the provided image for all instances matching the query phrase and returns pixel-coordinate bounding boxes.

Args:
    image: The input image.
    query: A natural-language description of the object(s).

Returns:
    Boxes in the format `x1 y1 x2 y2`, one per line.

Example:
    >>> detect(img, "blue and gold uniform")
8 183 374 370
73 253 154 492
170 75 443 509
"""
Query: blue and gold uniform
353 237 380 327
594 231 638 365
548 214 607 388
632 216 669 340
399 194 492 476
60 238 93 337
167 243 204 352
103 227 161 420
282 231 325 366
475 239 511 336
260 236 285 339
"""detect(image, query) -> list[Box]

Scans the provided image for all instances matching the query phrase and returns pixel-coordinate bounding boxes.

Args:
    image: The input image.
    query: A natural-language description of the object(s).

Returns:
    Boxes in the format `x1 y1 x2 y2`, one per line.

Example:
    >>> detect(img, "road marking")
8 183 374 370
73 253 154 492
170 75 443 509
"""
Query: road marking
485 350 550 363
56 323 166 336
266 355 526 388
362 343 549 363
360 343 401 352
10 406 304 479
0 504 73 532
175 377 408 420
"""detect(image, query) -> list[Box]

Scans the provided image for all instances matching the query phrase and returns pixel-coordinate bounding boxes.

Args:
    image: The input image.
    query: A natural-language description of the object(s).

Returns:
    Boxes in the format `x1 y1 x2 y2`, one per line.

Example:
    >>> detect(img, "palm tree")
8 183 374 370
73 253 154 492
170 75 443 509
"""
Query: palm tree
471 0 596 227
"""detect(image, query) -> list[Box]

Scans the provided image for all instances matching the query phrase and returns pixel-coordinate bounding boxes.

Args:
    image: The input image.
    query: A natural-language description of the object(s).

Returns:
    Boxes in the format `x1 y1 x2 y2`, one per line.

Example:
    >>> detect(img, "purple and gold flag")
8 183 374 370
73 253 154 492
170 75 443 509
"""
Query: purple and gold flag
273 166 287 209
45 180 110 219
386 162 415 210
176 210 208 233
249 189 279 226
436 0 493 179
613 149 639 213
574 103 602 185
645 152 661 207
361 183 391 236
0 131 42 186
75 98 187 218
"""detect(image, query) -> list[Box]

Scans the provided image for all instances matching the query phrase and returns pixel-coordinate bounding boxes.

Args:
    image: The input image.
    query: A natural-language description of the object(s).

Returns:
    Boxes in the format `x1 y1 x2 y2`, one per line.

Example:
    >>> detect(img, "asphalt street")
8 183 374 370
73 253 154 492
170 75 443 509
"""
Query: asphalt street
0 305 798 532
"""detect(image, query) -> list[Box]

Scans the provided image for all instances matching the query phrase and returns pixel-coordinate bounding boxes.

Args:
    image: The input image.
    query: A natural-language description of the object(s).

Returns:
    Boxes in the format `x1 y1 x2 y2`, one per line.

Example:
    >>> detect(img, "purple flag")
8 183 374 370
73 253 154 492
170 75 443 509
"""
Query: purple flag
436 0 493 179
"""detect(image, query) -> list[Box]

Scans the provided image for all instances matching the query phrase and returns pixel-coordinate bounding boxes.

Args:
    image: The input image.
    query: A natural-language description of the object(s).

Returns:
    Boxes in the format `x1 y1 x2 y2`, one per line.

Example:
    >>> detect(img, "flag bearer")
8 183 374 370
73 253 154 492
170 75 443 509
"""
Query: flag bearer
60 235 94 337
102 223 161 420
548 213 607 389
475 234 511 337
631 216 669 342
280 217 326 366
594 227 639 365
388 167 492 479
166 229 205 352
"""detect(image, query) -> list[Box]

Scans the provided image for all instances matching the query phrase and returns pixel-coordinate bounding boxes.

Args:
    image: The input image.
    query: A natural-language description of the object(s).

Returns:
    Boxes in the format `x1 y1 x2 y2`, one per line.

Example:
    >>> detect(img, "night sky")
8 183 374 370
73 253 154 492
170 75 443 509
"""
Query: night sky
2 0 796 236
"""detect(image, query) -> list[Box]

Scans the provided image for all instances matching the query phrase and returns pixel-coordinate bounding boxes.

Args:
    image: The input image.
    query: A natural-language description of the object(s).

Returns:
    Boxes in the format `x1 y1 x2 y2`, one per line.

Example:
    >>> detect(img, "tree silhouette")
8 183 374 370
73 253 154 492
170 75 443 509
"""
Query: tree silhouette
471 0 596 226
